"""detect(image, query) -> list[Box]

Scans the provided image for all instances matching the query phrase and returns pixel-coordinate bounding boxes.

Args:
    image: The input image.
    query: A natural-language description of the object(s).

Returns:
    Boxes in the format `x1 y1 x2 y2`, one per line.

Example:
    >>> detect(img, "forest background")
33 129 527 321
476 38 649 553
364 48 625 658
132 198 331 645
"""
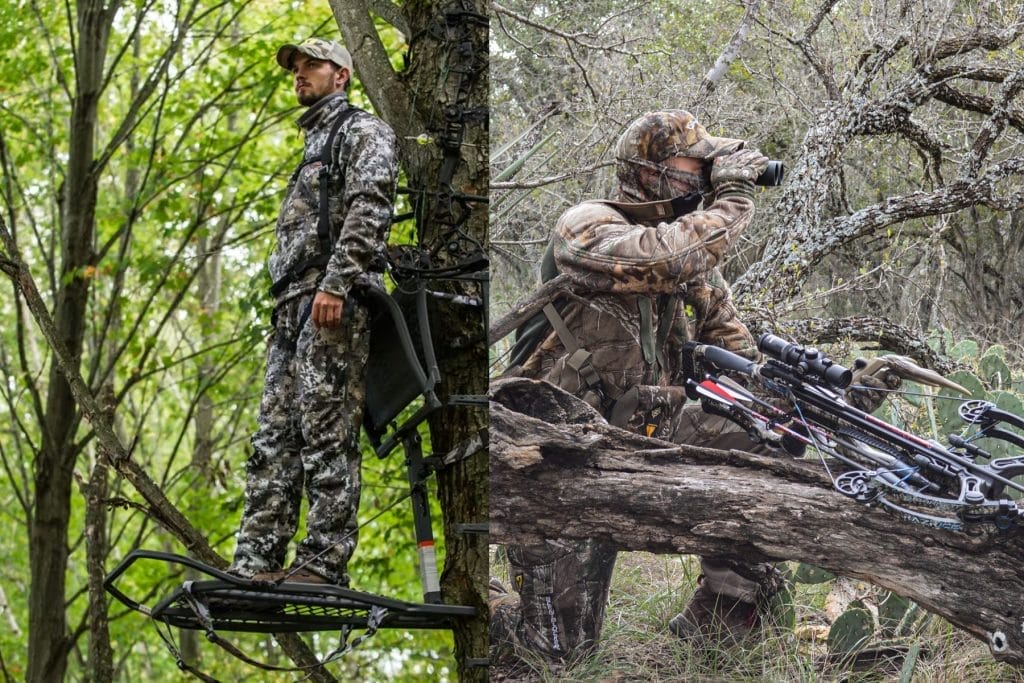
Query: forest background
491 0 1024 680
0 0 488 681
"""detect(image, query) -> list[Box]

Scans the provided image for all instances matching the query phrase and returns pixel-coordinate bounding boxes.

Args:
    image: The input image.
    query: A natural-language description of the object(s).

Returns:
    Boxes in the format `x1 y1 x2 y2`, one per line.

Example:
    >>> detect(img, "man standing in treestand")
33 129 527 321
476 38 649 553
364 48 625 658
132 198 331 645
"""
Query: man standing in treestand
228 37 398 587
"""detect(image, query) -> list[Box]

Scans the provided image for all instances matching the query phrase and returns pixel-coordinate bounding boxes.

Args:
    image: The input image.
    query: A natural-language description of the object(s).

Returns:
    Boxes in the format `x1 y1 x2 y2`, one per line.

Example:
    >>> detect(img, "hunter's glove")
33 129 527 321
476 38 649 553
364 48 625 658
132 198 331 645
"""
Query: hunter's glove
846 359 903 413
710 149 769 199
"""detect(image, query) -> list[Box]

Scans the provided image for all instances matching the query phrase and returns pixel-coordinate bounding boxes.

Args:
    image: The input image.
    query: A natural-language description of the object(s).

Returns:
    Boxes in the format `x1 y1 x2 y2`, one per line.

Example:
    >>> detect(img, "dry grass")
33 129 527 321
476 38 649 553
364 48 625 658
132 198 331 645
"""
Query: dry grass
491 550 1024 682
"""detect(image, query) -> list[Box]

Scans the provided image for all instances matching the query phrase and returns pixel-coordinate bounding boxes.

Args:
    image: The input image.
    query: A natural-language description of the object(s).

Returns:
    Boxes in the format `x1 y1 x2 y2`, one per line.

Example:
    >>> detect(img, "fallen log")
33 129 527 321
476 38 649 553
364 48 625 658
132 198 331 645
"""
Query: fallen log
489 376 1024 665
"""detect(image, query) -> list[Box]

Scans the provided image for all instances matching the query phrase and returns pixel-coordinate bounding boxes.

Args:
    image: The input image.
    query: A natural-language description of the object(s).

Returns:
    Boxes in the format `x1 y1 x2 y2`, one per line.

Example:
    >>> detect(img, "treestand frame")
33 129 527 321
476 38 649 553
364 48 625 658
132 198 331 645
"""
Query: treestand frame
104 281 481 638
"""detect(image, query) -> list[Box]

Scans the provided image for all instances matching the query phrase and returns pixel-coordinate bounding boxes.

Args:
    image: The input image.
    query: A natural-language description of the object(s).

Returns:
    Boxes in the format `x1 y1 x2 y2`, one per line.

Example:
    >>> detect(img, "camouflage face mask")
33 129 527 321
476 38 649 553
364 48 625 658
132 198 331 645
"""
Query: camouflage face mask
651 165 709 200
620 157 709 201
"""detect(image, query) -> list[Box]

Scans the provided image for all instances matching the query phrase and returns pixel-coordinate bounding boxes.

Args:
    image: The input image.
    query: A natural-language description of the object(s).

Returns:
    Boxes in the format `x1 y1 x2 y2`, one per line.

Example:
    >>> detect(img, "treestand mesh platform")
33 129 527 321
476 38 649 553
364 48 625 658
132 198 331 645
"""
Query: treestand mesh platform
104 550 474 633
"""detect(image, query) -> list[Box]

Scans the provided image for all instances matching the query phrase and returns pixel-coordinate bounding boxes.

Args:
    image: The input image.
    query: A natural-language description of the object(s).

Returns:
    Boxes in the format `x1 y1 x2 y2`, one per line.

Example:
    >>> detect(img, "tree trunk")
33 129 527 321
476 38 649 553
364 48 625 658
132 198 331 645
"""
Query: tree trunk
489 377 1024 667
84 455 113 683
331 1 490 677
28 1 110 680
404 3 489 677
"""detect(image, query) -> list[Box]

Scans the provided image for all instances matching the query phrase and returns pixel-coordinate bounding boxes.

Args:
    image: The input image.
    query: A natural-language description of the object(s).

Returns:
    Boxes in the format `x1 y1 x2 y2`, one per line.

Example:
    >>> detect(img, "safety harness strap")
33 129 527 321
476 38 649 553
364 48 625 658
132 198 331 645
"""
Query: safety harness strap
270 106 366 298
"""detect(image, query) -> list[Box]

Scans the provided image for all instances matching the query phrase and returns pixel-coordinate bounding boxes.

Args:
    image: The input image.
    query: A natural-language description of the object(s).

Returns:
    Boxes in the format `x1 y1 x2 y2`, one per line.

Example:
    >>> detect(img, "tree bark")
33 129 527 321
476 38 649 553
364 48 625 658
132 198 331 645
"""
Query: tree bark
489 376 1024 667
330 1 490 678
28 1 111 679
84 455 113 683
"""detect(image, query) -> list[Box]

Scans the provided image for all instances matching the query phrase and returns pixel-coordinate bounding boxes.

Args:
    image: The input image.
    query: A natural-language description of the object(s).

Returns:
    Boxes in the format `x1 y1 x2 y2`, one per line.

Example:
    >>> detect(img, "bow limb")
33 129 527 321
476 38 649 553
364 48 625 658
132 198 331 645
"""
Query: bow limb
854 355 972 396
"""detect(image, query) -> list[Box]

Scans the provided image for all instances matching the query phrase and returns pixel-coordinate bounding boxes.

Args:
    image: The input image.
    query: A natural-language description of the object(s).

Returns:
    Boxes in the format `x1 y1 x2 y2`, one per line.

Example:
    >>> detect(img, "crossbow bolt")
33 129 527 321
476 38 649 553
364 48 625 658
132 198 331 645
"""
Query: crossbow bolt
853 355 971 396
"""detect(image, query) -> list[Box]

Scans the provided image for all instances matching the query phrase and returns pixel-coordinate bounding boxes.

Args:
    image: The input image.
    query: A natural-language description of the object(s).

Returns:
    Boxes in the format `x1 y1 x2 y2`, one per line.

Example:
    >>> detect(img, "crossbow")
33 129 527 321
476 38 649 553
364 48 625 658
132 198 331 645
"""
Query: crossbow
682 334 1024 532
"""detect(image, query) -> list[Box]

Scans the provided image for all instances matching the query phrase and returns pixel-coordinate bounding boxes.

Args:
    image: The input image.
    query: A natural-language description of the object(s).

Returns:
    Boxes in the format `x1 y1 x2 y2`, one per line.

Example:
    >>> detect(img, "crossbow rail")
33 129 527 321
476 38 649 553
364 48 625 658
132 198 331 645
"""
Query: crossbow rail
104 550 475 633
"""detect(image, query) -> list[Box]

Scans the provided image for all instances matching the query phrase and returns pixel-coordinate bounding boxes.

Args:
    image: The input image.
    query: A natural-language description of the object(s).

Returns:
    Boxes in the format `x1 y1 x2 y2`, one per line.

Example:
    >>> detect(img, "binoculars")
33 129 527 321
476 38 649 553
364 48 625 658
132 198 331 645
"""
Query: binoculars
756 160 784 187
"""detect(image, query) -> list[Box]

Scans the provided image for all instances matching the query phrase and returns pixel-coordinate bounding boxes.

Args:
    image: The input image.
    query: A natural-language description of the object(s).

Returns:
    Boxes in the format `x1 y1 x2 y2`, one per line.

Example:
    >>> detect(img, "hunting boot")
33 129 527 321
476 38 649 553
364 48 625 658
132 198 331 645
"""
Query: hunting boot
251 565 337 586
668 582 760 645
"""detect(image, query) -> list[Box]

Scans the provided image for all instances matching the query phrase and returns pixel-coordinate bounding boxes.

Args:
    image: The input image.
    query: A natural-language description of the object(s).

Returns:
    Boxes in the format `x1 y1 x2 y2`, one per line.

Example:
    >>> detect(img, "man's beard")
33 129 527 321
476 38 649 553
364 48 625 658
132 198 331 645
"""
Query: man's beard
298 89 325 106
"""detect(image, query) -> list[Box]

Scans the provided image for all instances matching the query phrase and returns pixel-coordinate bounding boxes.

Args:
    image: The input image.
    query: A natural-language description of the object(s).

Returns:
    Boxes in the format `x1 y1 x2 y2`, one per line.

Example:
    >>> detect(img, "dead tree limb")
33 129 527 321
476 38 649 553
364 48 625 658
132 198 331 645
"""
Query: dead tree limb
488 273 574 345
489 376 1024 666
695 0 761 101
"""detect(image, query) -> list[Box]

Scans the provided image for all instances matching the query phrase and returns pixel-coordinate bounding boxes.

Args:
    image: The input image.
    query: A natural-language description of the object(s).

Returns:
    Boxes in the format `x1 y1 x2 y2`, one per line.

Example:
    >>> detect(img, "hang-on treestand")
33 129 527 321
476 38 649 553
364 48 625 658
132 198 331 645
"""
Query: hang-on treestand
103 274 485 669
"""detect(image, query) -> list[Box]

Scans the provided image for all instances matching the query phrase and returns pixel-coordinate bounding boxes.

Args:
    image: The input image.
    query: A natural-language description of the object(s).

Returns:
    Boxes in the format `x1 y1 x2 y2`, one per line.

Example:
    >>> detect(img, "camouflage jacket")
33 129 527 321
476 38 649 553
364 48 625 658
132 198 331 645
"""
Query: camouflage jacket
270 92 398 302
518 194 757 414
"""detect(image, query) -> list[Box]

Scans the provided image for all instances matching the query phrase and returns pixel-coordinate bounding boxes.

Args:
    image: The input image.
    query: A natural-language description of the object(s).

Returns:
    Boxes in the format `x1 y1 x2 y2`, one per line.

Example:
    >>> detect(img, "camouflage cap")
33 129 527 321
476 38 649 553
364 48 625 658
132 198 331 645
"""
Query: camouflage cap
616 110 744 165
276 38 353 72
615 110 747 201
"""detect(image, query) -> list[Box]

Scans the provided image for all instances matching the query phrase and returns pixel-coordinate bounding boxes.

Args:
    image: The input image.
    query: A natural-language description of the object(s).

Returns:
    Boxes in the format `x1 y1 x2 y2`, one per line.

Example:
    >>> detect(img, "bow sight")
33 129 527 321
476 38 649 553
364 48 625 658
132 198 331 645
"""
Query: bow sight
682 334 1024 532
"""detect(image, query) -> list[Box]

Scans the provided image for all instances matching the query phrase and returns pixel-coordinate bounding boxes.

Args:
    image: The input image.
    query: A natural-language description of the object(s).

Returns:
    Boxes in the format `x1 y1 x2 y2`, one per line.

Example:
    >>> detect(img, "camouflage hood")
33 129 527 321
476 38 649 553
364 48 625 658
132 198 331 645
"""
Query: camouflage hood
615 110 745 202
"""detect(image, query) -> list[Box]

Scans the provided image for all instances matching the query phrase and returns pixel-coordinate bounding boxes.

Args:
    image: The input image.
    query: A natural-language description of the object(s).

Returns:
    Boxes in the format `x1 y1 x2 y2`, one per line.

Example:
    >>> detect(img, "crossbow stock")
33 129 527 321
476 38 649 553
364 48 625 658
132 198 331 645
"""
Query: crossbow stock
682 334 1024 533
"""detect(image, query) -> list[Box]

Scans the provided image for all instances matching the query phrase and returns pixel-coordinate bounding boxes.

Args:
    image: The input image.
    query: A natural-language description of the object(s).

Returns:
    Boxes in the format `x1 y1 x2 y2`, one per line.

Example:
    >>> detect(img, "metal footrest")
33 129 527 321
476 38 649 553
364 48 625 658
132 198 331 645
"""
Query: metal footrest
105 550 474 634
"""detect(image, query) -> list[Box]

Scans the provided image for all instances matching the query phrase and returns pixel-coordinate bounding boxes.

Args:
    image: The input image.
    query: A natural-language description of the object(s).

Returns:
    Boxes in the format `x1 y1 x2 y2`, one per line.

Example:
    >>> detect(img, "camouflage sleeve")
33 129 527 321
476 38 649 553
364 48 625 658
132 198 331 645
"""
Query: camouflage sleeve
552 196 755 293
320 116 399 298
688 269 758 360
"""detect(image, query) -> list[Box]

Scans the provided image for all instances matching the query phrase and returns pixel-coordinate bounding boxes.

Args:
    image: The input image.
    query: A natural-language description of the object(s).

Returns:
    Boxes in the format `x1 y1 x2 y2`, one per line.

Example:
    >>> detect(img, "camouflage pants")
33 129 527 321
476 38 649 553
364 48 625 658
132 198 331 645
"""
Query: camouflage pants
494 403 777 661
231 292 369 585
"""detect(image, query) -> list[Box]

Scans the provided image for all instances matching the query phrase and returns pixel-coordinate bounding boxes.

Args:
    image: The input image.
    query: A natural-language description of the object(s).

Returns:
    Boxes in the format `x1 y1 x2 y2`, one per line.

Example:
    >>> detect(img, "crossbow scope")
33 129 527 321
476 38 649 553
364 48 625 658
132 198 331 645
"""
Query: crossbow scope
758 333 852 389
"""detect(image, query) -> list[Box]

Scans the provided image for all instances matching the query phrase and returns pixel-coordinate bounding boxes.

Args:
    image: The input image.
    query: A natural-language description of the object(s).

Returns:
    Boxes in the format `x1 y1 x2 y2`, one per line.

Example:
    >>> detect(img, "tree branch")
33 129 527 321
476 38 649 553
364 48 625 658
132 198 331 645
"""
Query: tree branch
328 0 413 139
490 160 615 190
367 0 409 36
735 157 1024 301
696 0 760 101
490 2 641 54
789 0 842 99
930 83 1024 135
962 64 1024 178
927 25 1022 62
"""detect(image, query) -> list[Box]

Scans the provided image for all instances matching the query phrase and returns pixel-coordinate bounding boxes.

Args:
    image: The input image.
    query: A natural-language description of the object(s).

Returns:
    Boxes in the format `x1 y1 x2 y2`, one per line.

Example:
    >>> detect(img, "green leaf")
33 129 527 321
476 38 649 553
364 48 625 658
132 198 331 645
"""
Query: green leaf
979 353 1012 390
949 339 979 360
901 381 923 407
936 371 987 428
878 592 914 637
899 642 922 683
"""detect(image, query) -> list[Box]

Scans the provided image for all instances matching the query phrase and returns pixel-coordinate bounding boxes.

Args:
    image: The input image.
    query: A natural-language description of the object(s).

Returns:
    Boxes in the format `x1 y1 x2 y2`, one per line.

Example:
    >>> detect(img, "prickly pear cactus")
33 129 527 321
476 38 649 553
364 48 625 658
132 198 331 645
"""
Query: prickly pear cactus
792 563 835 585
827 606 873 654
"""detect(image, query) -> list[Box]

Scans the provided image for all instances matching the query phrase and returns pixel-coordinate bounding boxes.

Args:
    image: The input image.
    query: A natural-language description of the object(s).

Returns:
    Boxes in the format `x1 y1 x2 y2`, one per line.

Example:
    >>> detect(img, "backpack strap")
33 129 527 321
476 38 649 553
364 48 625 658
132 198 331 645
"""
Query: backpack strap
541 302 607 403
316 107 364 252
270 106 366 298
